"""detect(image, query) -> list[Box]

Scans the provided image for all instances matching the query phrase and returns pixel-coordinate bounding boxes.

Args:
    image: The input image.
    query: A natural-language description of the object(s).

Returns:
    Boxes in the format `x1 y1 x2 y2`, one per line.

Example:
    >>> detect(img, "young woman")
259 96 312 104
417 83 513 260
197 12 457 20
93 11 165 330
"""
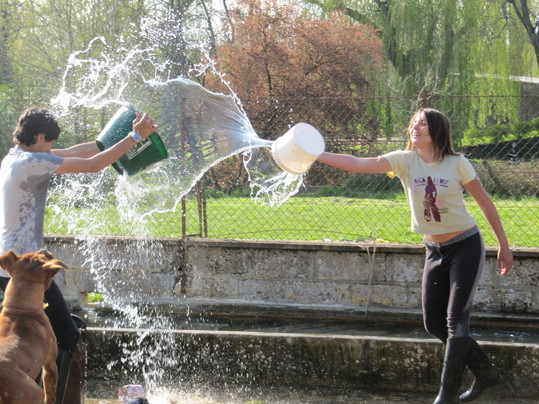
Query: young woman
317 108 513 404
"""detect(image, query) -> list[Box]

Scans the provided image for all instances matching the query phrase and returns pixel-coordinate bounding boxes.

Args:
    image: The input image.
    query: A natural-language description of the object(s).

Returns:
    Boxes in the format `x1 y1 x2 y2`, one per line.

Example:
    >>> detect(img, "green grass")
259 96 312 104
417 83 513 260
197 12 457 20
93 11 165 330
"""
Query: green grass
88 292 104 303
45 195 539 248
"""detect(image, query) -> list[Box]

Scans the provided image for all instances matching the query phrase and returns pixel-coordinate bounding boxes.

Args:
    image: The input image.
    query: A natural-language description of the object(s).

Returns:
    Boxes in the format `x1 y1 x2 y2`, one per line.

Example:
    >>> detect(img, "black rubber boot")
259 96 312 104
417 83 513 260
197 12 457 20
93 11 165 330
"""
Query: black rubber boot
433 337 471 404
55 348 74 404
459 339 500 402
63 314 87 404
34 314 83 403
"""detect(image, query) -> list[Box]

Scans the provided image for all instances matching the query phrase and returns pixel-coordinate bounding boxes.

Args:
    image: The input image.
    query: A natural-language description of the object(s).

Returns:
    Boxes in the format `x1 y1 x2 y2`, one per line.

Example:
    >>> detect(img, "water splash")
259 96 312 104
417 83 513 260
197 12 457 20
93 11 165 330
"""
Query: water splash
110 77 302 215
52 37 303 218
49 32 306 397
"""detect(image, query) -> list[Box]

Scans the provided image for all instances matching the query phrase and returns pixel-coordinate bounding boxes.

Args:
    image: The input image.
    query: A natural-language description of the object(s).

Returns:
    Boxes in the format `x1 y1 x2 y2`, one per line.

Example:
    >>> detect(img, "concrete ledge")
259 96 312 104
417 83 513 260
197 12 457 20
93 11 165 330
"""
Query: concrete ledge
85 297 539 333
85 327 539 400
45 236 539 316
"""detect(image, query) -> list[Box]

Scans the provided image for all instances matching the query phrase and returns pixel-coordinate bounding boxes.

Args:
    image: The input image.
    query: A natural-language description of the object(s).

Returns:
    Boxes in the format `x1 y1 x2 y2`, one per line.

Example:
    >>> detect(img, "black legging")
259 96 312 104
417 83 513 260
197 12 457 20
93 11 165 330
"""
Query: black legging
0 278 79 351
422 228 484 342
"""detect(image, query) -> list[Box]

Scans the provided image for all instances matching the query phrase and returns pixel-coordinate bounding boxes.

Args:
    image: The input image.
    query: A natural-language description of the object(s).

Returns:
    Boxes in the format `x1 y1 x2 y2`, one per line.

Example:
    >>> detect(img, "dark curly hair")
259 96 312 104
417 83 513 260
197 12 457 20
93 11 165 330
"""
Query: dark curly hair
12 107 61 146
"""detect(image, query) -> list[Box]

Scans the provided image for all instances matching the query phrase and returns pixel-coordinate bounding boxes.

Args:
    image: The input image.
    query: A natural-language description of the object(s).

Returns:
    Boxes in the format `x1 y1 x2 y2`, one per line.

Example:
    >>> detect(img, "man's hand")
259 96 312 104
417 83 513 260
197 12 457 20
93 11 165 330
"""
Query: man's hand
132 112 159 140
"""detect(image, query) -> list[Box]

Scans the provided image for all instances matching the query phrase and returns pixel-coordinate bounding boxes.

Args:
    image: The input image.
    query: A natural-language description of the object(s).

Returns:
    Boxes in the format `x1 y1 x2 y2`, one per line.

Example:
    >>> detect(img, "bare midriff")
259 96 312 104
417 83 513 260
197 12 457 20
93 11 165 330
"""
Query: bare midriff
423 226 476 243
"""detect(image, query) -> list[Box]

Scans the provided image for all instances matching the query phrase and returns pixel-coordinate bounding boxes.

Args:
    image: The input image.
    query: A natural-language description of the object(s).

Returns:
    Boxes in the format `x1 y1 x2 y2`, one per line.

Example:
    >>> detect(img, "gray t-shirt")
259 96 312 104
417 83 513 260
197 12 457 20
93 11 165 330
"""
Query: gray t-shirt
0 148 63 277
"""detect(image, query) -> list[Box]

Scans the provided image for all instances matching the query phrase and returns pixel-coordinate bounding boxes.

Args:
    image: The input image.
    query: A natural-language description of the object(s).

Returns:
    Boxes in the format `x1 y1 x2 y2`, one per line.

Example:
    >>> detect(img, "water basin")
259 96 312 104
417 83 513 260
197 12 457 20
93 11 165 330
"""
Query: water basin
82 303 539 344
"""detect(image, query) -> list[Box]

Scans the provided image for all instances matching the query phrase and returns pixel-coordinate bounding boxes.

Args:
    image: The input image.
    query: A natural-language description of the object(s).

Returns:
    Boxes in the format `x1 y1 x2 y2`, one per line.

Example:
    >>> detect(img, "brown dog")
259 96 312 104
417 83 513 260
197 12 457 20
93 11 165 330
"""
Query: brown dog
0 250 67 404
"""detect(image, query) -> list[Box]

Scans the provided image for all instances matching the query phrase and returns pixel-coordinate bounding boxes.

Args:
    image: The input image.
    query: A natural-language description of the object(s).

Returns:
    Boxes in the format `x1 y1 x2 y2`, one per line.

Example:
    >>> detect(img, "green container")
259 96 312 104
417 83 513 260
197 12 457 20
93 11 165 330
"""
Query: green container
96 106 168 176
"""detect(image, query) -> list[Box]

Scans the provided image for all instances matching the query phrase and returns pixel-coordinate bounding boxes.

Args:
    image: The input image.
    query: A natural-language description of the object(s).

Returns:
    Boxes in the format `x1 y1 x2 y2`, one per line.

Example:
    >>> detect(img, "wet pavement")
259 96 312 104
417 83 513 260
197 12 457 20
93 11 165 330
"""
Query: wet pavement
86 379 539 404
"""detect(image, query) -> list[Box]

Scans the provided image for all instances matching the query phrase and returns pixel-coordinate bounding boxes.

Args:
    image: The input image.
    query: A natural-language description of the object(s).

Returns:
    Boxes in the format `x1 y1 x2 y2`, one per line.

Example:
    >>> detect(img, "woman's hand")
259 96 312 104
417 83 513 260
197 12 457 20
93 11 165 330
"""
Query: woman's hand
498 246 513 276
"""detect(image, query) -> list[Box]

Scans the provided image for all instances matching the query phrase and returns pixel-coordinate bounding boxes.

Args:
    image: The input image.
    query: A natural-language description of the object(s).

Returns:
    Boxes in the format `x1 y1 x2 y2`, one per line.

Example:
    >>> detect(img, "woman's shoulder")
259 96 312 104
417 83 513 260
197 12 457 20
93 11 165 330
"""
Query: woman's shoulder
384 149 414 159
444 152 466 159
442 153 473 165
386 149 413 155
382 149 415 178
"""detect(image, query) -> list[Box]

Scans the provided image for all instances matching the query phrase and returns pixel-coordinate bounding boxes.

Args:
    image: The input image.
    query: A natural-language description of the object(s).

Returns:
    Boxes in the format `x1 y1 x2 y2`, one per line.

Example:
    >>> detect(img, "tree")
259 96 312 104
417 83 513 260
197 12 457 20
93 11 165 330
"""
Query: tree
5 0 147 104
208 0 387 141
505 0 539 69
146 0 221 79
0 0 18 85
303 0 533 93
0 1 28 155
302 0 535 139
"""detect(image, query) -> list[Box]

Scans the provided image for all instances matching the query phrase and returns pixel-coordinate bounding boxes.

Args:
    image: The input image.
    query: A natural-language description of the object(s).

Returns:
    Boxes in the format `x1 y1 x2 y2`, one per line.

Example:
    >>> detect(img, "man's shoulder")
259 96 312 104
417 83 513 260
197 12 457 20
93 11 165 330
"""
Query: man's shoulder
6 148 63 165
1 148 63 179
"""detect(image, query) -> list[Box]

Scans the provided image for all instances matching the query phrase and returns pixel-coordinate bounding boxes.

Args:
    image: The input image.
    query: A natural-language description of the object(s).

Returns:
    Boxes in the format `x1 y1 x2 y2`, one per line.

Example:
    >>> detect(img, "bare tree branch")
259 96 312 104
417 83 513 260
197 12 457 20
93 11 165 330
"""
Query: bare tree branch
505 0 539 68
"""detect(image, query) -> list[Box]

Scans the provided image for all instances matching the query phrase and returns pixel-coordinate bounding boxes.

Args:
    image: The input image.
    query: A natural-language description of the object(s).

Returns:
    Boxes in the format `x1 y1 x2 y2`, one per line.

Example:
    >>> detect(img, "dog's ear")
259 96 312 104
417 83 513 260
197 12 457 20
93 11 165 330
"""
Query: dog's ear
42 258 68 276
37 250 68 275
37 249 55 260
0 250 18 274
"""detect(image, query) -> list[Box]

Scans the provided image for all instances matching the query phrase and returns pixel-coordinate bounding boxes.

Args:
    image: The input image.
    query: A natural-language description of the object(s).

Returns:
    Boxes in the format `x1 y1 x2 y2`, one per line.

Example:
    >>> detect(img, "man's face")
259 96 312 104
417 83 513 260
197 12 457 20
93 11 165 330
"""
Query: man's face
34 133 55 153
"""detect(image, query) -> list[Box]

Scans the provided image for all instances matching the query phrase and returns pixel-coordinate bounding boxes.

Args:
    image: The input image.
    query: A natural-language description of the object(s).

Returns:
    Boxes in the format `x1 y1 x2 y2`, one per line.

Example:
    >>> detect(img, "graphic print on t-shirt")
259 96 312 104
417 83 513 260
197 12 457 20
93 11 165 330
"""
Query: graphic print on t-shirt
424 176 441 222
413 175 450 223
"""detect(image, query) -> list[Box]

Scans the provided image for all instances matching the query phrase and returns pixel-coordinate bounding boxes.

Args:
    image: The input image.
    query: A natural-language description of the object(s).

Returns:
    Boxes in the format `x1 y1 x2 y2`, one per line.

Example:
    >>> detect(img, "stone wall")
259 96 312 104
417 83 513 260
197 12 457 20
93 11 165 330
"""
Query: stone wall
46 235 539 398
46 236 539 316
86 328 539 400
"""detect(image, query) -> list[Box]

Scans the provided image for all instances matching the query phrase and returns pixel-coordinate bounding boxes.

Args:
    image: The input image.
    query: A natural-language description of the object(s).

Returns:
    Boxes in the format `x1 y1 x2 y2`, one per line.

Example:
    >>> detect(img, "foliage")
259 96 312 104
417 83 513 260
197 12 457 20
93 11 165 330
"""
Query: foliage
88 292 104 303
505 0 539 69
0 0 223 148
0 83 24 155
207 0 388 140
199 0 392 193
204 155 250 194
301 0 536 142
304 0 536 91
463 116 539 144
6 0 146 102
0 0 18 85
1 0 536 150
145 0 220 78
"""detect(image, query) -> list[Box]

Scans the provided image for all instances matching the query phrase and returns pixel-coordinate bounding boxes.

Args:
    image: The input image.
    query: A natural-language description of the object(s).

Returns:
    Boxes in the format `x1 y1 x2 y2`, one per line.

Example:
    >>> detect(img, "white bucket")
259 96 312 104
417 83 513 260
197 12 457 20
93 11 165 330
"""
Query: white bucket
271 123 325 175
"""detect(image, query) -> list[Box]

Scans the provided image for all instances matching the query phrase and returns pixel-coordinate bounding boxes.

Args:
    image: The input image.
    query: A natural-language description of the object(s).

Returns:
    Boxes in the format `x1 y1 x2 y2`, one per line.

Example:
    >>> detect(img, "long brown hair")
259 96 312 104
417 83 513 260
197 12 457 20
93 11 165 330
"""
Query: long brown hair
405 108 459 162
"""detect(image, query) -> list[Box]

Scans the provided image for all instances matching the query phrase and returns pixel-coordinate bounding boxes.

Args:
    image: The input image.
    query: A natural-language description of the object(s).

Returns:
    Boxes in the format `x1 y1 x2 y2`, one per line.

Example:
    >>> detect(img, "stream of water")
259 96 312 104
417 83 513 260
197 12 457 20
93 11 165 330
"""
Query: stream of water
46 18 311 401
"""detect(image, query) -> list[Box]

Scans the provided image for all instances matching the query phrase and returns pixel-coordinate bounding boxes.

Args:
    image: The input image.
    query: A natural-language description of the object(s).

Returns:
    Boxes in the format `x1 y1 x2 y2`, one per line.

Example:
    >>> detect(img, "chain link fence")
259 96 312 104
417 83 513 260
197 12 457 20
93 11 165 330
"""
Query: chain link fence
180 93 538 248
43 93 538 249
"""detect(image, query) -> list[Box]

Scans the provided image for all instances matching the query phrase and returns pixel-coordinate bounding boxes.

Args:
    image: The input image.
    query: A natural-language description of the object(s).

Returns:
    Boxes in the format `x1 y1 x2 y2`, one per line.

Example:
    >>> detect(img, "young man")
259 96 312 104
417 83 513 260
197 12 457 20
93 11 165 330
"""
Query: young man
0 107 158 404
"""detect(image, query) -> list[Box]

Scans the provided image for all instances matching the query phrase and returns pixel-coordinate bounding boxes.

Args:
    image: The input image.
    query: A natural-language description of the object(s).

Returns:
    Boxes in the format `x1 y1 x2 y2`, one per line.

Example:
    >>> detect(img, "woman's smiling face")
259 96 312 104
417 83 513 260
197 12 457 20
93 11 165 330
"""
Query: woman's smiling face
409 111 432 149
